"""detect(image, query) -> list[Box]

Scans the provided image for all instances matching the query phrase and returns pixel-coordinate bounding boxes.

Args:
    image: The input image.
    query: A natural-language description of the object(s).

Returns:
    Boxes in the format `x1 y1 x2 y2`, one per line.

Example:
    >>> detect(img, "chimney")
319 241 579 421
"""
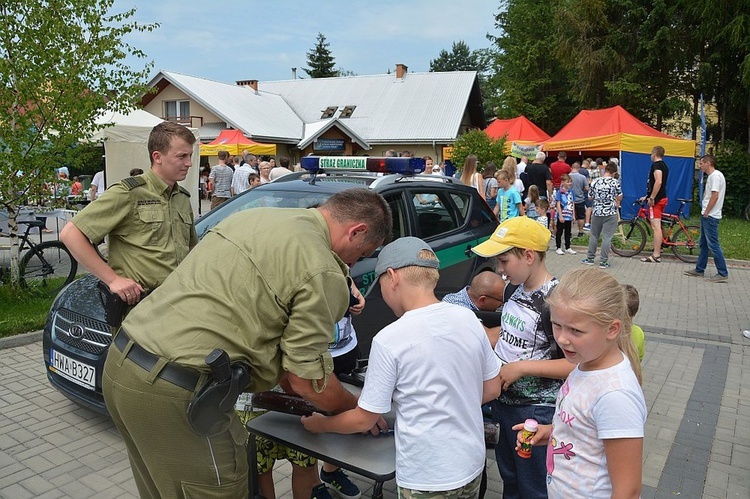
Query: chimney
291 67 297 79
236 79 259 94
395 63 408 79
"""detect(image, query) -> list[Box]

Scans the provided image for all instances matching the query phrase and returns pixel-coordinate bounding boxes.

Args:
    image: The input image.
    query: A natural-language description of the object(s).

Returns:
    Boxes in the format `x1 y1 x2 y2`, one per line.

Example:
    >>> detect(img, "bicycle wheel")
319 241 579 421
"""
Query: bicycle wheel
611 221 647 257
20 241 78 294
671 225 701 263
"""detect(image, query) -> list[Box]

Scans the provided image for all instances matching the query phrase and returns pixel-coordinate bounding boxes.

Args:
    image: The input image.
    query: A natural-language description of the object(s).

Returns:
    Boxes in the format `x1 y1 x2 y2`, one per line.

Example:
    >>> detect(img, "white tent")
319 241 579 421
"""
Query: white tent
92 109 200 216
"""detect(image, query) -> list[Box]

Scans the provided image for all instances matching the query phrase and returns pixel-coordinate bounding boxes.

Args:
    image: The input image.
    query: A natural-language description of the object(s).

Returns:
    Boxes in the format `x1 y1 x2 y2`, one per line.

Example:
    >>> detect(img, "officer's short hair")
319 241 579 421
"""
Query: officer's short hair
148 122 196 164
322 189 392 247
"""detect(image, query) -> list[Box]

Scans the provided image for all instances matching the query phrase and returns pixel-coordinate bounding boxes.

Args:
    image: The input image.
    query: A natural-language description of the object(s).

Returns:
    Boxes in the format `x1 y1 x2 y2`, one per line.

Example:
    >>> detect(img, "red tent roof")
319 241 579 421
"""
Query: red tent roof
547 105 675 142
206 129 255 146
542 105 695 157
484 116 551 142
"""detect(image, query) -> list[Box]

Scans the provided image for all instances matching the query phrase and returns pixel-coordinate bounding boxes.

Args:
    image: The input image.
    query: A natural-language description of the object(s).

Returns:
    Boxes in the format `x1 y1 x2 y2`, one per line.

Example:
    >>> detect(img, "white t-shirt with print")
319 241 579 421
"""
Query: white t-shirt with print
547 354 646 498
358 302 501 491
497 279 560 406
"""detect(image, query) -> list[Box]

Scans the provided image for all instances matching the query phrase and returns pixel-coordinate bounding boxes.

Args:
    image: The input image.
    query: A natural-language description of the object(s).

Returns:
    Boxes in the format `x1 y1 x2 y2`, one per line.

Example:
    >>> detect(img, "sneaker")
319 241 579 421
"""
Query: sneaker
708 274 728 283
583 223 591 231
581 257 595 265
312 483 336 499
320 468 362 499
565 248 577 255
556 248 564 255
577 233 584 238
743 330 750 339
684 269 704 278
599 261 610 269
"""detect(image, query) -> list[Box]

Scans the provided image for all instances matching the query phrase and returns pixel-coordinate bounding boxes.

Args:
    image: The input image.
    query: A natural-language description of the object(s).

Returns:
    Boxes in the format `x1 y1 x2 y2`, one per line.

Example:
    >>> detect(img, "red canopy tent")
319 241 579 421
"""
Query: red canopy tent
541 105 696 217
484 116 551 156
199 129 276 156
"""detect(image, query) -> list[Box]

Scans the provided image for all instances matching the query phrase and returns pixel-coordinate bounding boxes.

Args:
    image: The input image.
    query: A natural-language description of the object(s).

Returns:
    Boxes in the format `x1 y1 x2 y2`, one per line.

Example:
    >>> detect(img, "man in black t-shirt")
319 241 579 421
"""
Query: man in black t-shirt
639 145 669 262
525 151 553 200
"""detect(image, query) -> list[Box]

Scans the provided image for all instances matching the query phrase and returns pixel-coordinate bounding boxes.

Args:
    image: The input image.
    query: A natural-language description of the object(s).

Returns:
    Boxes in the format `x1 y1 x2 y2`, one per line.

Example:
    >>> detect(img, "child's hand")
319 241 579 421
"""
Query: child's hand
511 422 552 449
498 361 525 390
368 415 390 436
301 412 327 433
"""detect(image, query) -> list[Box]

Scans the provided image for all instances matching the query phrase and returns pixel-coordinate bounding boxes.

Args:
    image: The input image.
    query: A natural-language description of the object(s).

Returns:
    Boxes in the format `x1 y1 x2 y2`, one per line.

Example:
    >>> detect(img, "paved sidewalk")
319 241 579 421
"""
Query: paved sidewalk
1 250 749 498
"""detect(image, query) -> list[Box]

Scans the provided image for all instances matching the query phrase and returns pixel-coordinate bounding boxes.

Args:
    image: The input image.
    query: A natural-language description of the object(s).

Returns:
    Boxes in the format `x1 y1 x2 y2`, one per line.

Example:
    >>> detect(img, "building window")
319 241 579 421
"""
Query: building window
164 100 190 123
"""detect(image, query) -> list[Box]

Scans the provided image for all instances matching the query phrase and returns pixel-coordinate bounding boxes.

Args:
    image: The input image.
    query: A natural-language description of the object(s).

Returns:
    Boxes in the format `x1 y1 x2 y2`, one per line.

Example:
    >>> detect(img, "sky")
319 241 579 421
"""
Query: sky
113 0 501 84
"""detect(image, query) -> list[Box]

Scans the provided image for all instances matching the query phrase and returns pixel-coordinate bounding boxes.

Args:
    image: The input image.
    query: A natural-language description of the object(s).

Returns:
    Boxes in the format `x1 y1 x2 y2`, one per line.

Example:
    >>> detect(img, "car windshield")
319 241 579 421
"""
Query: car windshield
195 187 334 238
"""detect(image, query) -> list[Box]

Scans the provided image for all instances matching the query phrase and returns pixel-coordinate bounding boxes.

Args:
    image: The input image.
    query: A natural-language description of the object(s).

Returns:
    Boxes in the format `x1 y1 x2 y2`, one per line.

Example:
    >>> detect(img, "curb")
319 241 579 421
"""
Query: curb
0 330 43 350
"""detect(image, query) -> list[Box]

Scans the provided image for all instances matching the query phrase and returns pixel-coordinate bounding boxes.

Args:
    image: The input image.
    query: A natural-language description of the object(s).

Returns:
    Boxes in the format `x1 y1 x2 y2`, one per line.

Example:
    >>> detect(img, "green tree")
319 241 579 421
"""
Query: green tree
450 129 507 172
0 0 156 286
486 0 575 133
430 41 481 72
303 33 337 78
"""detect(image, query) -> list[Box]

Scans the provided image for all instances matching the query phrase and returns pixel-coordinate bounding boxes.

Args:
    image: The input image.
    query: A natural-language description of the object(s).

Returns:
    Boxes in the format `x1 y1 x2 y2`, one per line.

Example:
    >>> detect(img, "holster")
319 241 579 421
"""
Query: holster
97 281 128 329
186 349 251 436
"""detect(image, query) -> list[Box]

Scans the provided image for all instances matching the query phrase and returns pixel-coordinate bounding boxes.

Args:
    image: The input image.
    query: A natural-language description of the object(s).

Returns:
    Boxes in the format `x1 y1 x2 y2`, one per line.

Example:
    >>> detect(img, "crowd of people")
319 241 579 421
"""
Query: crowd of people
199 150 296 208
63 127 733 499
448 146 731 276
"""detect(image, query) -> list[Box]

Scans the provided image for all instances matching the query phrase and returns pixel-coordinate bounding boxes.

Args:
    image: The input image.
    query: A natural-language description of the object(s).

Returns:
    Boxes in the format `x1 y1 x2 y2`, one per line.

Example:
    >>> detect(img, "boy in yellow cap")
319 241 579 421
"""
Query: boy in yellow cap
472 217 575 498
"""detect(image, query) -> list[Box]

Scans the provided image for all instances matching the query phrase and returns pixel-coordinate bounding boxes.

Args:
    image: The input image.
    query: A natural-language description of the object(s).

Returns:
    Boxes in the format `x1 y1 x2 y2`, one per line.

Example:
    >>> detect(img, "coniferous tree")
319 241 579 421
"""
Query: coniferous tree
303 33 337 78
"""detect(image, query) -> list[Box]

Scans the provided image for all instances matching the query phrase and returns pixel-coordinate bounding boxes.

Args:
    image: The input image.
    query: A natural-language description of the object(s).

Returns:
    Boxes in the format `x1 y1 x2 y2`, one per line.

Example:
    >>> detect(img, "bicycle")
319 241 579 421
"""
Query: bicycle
611 198 700 263
0 219 77 294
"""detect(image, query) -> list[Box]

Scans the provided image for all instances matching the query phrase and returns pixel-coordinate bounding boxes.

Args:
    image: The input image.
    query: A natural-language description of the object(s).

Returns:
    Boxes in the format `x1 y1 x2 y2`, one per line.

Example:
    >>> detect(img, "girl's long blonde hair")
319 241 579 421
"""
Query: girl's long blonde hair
460 155 478 186
502 156 517 179
546 268 642 384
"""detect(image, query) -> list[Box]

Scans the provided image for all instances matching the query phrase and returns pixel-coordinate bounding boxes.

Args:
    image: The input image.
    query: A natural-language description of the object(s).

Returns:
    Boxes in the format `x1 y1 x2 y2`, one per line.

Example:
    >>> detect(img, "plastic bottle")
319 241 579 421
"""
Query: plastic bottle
517 419 538 458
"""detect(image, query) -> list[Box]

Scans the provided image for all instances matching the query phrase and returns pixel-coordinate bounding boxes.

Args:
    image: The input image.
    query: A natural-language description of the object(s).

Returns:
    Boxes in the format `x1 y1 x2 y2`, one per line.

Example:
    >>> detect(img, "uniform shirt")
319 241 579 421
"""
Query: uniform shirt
702 170 726 219
123 208 351 391
71 169 197 290
209 164 234 198
359 302 501 491
547 355 646 498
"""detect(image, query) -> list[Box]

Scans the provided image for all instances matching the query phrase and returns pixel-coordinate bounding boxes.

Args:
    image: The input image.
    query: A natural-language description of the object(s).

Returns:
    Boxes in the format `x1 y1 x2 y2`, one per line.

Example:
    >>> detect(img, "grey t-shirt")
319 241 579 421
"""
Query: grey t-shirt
570 171 588 202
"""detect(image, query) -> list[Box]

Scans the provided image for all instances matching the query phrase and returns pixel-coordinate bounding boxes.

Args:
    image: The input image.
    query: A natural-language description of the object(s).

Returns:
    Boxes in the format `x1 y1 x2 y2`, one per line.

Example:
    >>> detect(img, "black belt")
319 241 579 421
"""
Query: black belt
114 329 201 391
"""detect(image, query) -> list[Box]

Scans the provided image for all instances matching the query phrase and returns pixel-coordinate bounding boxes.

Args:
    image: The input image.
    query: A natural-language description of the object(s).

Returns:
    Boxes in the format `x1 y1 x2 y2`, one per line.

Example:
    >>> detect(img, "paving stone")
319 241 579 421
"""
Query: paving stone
1 257 749 498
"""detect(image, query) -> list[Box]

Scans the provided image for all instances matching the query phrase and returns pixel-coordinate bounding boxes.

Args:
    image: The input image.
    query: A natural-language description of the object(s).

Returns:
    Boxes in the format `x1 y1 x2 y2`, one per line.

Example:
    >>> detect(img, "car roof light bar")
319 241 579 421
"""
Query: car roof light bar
300 156 426 175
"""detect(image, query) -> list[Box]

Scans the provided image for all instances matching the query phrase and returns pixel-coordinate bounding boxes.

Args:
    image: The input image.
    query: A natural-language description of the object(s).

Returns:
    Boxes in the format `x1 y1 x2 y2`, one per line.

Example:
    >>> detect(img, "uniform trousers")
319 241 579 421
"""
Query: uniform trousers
103 339 249 498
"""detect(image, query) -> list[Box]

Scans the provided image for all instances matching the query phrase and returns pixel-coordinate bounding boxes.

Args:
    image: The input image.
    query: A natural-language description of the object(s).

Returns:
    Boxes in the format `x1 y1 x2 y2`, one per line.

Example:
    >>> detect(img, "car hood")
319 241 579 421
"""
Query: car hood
51 274 106 322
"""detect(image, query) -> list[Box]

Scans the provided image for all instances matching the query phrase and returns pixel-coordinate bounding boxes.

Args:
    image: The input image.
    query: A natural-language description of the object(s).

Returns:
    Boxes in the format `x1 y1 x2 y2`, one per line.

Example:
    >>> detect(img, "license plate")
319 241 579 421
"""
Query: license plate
49 350 96 391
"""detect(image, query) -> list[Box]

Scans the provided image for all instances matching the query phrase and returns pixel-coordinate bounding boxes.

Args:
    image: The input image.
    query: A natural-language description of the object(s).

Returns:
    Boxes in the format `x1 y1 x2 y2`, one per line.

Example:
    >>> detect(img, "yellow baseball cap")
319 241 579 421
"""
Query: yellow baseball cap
472 217 551 257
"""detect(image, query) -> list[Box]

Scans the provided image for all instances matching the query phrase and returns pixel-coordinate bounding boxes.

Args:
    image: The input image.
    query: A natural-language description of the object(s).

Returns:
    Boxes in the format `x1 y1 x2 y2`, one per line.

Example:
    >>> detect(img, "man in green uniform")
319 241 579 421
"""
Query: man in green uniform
102 188 392 498
60 121 198 305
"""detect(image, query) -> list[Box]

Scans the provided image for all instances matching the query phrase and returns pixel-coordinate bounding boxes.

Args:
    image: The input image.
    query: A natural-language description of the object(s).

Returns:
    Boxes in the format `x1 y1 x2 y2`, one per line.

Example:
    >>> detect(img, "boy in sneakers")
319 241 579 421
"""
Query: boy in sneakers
472 217 574 499
303 237 502 498
554 174 577 255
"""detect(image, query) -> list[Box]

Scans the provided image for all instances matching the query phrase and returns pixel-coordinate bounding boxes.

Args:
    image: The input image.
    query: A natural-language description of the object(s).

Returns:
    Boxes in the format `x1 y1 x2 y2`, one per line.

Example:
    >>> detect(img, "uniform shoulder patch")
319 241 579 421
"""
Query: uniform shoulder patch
178 186 191 197
121 176 147 190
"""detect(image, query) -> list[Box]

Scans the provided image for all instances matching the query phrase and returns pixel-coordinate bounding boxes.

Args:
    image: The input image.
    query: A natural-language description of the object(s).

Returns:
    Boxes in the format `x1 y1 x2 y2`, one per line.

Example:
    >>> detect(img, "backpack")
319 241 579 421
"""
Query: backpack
503 282 562 359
